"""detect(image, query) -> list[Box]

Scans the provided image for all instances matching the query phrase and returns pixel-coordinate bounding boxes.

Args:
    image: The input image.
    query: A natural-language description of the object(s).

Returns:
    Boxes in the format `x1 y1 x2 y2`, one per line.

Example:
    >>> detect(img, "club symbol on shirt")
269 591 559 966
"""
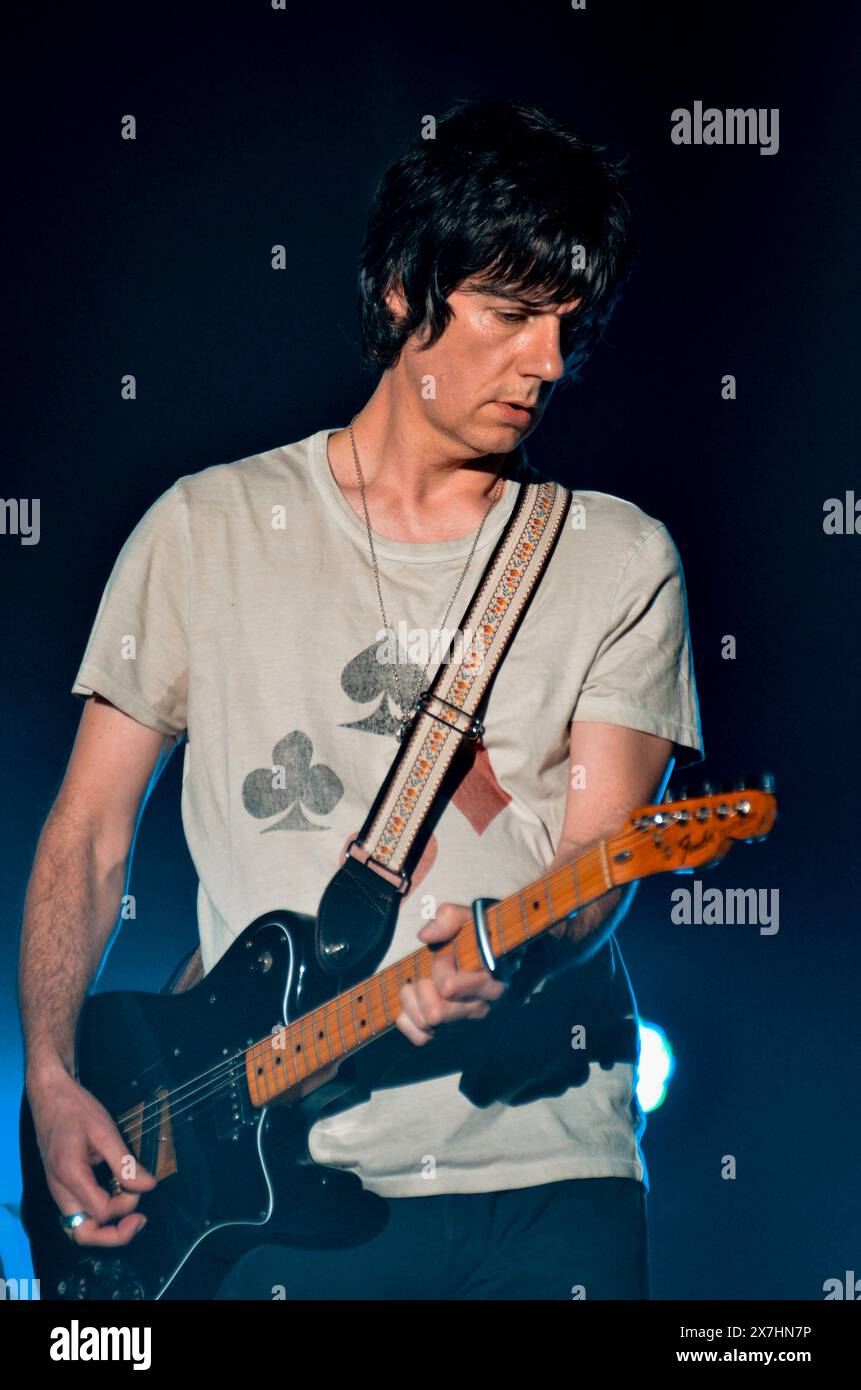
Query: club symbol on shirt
242 730 343 831
338 640 426 738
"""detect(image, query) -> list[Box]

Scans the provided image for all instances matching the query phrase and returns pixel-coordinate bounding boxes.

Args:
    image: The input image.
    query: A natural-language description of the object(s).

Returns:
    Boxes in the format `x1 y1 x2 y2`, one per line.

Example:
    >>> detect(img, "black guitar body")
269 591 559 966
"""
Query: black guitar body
19 912 389 1301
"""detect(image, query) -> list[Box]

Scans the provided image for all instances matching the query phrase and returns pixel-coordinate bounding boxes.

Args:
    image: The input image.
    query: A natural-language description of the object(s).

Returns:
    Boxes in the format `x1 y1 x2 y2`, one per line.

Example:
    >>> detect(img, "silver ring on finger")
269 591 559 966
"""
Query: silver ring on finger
60 1211 88 1235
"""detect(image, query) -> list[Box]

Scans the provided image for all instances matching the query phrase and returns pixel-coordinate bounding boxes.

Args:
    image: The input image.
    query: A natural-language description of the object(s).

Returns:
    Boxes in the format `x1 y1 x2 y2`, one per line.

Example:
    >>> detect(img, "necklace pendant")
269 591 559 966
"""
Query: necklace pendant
396 701 418 741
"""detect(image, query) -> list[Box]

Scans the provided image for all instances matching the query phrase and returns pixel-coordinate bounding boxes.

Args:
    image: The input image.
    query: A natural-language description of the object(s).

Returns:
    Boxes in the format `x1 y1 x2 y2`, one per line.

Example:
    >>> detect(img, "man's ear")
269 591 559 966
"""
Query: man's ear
384 278 435 350
383 279 408 322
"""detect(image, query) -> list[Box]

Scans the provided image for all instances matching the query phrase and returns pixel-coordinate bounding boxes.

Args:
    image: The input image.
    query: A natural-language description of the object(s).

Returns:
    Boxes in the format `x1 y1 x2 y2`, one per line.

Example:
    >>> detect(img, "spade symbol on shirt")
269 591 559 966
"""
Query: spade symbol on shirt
338 640 426 738
242 730 344 831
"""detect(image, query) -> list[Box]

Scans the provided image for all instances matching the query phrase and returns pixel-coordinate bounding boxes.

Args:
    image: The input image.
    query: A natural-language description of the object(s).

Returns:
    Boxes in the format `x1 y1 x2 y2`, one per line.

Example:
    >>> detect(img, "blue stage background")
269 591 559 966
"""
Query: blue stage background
2 0 858 1299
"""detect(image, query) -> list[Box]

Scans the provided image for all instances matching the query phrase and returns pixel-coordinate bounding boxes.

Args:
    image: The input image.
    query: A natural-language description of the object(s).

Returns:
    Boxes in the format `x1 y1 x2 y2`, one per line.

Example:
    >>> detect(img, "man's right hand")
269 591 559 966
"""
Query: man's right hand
27 1064 157 1248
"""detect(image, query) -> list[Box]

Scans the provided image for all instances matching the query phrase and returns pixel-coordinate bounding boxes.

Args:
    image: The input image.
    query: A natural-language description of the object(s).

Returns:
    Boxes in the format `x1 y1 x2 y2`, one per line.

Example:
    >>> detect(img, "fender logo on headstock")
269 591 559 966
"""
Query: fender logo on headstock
658 828 716 862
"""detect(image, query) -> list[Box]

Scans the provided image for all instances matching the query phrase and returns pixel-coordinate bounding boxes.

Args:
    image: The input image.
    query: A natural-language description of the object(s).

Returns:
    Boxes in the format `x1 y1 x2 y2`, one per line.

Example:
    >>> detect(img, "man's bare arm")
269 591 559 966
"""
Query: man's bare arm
17 695 178 1245
19 691 335 1244
396 721 676 1043
19 694 176 1087
545 720 675 958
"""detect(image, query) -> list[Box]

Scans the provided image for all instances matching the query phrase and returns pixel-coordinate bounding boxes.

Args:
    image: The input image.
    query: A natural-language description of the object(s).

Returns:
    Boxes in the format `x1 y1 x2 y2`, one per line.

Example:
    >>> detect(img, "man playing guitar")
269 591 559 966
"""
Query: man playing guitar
19 99 703 1299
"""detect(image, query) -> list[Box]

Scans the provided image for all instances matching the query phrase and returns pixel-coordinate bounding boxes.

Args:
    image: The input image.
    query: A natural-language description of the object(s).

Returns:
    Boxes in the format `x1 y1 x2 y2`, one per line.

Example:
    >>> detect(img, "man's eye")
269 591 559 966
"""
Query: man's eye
495 310 527 324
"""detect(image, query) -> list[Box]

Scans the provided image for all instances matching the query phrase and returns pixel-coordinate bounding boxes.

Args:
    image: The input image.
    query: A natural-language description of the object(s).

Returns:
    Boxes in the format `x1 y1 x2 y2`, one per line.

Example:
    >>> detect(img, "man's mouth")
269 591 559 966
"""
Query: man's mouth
493 401 535 426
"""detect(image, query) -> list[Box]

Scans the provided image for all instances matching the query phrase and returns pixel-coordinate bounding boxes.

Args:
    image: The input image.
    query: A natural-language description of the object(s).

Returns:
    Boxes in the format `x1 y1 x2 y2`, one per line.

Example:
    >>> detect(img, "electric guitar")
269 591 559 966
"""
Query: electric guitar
19 780 777 1300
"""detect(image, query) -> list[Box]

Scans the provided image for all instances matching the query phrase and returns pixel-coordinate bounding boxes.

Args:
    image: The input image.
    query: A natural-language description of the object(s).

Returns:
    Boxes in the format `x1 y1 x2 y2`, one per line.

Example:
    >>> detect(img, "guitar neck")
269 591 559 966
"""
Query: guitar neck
244 839 617 1107
242 780 780 1104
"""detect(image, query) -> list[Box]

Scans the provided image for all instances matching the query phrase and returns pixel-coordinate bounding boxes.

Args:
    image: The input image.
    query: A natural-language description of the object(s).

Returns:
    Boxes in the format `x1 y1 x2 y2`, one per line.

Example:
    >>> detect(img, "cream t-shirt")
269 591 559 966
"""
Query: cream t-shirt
72 426 704 1197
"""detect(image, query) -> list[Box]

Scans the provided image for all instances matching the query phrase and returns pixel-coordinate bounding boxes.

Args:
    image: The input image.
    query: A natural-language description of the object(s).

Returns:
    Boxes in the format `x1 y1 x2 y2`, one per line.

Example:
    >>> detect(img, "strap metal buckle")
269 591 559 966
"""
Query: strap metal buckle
345 838 412 896
414 689 484 742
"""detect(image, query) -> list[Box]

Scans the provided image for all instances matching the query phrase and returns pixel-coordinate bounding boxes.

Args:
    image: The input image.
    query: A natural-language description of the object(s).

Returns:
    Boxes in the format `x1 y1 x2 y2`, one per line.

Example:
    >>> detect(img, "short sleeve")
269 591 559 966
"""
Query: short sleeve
71 481 189 737
571 522 704 769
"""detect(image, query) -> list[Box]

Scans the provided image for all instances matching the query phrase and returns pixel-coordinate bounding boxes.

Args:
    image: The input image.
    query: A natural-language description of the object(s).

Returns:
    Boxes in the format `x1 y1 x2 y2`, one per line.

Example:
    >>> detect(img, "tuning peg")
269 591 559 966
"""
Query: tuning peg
760 771 775 793
662 786 675 803
730 772 758 792
701 781 716 797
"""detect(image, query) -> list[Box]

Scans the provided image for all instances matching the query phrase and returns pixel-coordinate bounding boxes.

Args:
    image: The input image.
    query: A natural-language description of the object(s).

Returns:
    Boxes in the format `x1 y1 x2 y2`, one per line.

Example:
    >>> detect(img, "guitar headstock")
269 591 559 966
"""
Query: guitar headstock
606 775 778 882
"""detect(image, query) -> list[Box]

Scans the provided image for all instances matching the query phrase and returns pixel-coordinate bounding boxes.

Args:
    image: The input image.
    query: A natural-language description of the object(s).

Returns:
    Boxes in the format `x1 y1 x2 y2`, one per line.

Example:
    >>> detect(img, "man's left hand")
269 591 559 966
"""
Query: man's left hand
395 902 506 1046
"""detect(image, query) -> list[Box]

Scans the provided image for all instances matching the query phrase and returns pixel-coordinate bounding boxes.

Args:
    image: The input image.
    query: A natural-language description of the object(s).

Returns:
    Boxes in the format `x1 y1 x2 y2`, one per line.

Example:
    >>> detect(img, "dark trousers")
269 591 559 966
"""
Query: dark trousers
212 1176 649 1300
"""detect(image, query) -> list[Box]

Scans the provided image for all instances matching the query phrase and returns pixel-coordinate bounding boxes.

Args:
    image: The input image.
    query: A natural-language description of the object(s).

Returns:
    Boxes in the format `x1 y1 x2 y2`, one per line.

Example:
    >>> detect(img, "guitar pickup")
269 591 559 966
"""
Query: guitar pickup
121 1088 177 1182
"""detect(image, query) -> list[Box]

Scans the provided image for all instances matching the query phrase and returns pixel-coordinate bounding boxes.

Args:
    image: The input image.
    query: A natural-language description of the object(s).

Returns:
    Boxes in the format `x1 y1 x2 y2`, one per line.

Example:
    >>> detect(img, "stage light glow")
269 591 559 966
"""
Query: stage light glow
636 1020 675 1112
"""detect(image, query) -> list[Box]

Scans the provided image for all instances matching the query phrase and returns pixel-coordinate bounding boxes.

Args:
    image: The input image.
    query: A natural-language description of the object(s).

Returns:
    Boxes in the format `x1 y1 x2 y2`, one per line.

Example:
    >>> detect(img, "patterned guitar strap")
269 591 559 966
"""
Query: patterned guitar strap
315 476 572 977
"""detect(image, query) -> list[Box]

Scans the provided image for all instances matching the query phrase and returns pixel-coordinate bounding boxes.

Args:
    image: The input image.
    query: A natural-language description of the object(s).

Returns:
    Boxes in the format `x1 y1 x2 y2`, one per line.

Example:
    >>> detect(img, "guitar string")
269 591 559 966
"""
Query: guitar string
109 809 747 1150
121 1028 385 1156
113 844 619 1148
111 809 752 1150
116 1031 387 1157
112 873 671 1150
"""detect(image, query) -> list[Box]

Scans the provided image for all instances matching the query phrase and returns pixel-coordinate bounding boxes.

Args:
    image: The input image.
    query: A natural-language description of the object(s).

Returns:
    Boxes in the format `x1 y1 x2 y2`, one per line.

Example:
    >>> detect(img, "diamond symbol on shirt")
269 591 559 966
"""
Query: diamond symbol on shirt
242 730 343 831
451 741 512 835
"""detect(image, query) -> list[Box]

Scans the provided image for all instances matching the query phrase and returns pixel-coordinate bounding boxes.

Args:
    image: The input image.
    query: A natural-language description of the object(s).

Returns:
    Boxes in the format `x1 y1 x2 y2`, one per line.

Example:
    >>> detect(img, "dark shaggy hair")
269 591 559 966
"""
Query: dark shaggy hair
357 99 638 384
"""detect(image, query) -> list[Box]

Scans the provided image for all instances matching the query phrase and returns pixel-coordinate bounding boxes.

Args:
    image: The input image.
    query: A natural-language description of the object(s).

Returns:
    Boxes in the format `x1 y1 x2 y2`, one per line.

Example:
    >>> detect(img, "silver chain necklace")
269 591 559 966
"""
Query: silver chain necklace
348 415 504 740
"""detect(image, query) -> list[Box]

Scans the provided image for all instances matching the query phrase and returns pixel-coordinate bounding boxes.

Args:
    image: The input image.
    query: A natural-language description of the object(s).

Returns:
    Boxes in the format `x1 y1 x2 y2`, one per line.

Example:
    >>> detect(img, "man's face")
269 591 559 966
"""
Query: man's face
388 276 582 458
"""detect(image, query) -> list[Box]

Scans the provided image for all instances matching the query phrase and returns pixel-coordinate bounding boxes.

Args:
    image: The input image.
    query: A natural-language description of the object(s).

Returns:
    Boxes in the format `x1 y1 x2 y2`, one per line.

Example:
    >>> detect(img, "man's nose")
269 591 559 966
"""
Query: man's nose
518 320 567 382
